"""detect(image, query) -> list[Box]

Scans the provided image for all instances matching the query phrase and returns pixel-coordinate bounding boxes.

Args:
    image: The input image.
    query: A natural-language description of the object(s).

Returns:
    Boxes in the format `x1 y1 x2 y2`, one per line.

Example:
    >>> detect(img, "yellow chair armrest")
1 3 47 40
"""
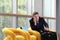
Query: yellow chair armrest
28 29 41 40
2 28 15 40
4 36 13 40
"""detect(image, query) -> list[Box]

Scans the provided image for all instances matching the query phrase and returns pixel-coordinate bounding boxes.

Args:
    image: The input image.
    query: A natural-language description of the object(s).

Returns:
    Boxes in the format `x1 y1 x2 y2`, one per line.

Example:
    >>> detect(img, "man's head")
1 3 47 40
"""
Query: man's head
33 12 39 19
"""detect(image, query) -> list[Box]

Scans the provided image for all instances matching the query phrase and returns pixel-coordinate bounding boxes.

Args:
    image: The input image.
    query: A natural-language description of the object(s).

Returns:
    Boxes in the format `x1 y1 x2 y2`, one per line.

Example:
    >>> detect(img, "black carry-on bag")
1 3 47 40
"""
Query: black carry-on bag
41 32 57 40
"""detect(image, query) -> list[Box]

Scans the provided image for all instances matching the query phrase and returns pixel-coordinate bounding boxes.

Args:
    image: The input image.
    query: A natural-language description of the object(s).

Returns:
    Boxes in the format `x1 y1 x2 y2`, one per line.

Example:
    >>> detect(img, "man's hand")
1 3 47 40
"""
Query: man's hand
44 27 49 31
33 17 37 25
33 16 39 25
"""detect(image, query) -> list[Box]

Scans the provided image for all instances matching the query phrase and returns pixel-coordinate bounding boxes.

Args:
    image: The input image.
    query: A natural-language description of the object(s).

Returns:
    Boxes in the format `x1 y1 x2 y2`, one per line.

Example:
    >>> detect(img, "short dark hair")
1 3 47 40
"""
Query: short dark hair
33 12 39 16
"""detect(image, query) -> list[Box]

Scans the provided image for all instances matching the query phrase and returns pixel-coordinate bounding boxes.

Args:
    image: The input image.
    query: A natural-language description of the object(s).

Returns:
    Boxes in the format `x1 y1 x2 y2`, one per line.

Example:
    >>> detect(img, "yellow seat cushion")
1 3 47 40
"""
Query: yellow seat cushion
30 35 37 40
4 36 13 40
16 35 25 40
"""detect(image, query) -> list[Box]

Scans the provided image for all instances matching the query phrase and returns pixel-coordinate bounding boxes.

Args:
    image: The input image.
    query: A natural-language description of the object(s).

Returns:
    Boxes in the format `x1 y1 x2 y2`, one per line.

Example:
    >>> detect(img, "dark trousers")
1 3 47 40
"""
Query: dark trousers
40 31 57 40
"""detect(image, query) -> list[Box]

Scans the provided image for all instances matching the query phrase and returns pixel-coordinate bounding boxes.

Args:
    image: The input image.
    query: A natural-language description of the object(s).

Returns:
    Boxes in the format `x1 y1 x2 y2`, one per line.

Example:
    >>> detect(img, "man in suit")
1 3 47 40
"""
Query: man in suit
29 12 49 33
29 12 57 40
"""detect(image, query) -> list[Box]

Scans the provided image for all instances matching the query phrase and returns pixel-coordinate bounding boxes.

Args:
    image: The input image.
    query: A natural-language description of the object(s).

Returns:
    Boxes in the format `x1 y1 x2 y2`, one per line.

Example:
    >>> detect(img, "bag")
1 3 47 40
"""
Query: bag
41 32 57 40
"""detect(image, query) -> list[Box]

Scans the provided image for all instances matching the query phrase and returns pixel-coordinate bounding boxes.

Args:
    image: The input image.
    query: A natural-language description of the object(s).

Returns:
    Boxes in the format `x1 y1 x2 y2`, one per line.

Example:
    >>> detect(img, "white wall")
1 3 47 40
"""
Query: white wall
34 0 43 16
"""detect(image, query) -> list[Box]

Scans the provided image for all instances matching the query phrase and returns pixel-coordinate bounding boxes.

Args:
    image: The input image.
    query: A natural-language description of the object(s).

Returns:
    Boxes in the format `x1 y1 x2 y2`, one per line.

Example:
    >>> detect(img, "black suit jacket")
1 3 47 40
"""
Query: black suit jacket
29 17 49 32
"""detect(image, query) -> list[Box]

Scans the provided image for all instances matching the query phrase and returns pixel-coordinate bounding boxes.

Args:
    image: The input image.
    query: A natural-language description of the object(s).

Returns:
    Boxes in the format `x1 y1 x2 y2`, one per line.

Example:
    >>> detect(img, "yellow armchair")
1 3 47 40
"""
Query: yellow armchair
2 28 37 40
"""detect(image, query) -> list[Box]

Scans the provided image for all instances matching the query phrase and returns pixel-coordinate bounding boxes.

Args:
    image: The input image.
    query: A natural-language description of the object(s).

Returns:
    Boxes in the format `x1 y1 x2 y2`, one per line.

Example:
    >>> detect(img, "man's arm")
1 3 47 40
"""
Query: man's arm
29 20 37 30
42 18 49 31
42 18 49 28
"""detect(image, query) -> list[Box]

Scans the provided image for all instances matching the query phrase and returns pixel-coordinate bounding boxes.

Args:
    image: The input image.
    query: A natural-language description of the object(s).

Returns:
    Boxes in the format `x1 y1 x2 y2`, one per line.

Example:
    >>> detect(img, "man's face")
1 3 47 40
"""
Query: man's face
34 14 39 19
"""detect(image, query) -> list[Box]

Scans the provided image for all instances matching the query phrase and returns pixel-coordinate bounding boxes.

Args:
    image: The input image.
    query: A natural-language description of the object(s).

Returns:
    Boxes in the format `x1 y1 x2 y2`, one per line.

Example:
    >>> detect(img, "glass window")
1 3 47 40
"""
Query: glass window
48 19 56 31
18 0 34 15
0 0 12 13
43 0 56 31
45 19 56 31
18 0 28 14
31 0 34 13
43 0 56 17
17 17 31 28
0 16 13 28
17 0 34 28
17 17 27 27
0 16 13 40
3 16 13 27
17 17 32 32
0 27 4 40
